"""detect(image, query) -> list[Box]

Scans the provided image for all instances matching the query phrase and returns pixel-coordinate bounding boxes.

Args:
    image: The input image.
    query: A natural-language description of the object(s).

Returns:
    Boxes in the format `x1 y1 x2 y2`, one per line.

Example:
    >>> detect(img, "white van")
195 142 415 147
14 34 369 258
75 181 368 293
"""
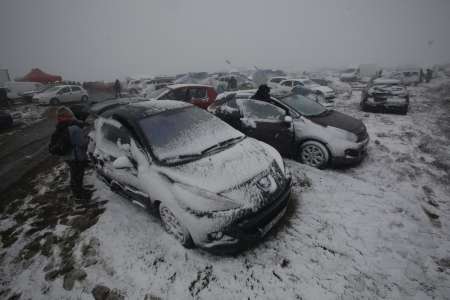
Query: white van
4 81 44 100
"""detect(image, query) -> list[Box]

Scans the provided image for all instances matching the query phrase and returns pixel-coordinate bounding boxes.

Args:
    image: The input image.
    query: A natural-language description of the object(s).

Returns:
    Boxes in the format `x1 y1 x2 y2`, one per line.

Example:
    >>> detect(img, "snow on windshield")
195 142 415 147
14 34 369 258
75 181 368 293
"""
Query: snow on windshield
139 106 243 161
280 94 327 116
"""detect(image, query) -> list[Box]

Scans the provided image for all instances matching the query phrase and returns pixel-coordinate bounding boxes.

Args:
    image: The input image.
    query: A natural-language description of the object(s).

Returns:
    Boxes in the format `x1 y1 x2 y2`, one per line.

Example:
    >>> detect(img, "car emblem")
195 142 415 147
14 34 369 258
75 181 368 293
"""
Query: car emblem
257 175 276 192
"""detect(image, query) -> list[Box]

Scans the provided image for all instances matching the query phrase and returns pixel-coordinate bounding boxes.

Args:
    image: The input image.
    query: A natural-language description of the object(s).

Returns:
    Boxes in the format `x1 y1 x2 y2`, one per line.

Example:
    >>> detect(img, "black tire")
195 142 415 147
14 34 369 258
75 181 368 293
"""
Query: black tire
81 95 88 102
50 98 60 106
299 141 330 169
159 205 194 248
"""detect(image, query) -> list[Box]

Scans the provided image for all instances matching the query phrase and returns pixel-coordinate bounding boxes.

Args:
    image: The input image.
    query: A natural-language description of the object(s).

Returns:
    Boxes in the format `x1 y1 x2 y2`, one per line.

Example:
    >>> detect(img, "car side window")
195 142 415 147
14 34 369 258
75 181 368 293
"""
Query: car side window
281 81 291 87
101 123 131 152
58 87 70 94
71 86 81 92
238 99 286 121
190 87 208 100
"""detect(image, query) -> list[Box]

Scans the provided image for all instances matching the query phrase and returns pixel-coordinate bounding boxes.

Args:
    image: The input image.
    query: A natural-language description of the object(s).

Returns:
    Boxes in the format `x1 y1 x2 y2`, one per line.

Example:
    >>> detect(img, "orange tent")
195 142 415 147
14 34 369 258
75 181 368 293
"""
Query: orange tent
18 68 62 83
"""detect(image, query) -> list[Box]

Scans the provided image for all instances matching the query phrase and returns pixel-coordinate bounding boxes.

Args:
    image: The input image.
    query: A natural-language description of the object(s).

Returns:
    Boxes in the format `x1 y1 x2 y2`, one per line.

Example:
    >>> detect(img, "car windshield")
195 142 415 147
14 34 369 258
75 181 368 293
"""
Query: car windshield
139 106 244 163
148 87 169 99
280 94 327 117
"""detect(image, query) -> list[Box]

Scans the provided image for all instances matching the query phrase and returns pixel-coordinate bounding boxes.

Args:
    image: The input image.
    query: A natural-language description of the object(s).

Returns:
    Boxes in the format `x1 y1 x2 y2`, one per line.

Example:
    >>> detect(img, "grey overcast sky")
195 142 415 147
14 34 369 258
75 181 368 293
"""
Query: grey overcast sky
1 0 450 81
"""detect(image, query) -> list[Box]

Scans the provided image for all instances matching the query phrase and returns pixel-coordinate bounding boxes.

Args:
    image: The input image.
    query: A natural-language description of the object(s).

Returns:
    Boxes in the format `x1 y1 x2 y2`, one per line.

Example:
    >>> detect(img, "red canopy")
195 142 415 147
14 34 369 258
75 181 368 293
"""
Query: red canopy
18 68 62 84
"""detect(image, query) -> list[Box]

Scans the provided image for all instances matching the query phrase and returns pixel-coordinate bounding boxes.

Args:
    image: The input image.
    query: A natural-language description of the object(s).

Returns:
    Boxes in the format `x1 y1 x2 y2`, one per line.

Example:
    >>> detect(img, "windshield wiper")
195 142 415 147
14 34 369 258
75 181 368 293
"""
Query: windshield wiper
201 136 245 155
161 153 202 164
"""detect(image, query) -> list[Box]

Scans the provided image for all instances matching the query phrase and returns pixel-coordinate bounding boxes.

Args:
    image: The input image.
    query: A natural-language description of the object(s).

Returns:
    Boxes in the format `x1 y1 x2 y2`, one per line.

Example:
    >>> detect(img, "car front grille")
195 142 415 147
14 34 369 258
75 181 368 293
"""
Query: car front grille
228 178 291 238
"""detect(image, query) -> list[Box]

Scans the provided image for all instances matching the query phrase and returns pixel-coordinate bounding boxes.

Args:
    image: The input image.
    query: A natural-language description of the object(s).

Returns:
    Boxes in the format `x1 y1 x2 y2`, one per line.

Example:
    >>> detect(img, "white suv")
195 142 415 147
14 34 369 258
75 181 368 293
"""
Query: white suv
32 85 88 105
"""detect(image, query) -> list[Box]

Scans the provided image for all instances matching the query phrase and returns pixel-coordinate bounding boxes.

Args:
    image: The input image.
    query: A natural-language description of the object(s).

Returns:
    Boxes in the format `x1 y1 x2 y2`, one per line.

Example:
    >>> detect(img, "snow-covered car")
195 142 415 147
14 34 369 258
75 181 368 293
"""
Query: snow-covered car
3 81 44 101
144 84 217 109
274 79 336 107
90 100 292 251
32 85 88 105
208 91 369 168
361 78 409 115
267 76 288 89
340 68 360 82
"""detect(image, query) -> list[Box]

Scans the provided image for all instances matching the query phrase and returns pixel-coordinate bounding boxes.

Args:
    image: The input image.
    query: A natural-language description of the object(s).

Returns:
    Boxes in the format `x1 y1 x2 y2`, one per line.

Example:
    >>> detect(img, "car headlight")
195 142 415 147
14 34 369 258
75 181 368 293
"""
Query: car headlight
173 183 242 216
327 126 357 142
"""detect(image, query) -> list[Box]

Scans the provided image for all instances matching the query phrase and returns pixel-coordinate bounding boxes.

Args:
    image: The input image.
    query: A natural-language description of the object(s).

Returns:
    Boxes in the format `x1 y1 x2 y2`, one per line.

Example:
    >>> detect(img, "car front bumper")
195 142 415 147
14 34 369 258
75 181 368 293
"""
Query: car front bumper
331 137 369 166
200 177 292 253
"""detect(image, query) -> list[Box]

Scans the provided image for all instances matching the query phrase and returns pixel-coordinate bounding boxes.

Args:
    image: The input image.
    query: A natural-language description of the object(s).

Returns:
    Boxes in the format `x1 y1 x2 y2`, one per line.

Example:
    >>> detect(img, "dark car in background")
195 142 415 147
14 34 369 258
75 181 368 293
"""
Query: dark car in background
361 78 409 114
144 84 217 109
89 100 291 252
209 91 369 168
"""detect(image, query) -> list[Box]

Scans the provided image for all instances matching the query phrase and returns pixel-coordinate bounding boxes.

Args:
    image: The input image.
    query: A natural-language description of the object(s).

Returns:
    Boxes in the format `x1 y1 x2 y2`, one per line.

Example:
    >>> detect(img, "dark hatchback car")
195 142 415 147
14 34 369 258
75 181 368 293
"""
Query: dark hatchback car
208 91 369 168
361 78 409 115
90 100 291 252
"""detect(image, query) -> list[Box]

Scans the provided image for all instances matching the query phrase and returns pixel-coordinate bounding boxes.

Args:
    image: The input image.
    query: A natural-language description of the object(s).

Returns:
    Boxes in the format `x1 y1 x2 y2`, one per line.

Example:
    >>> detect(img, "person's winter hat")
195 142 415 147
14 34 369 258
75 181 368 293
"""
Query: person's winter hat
56 106 76 123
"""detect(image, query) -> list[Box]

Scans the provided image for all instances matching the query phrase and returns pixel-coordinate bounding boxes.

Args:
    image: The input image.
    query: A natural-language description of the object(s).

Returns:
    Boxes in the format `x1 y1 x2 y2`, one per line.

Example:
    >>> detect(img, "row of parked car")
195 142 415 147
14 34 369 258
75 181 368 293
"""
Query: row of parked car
83 79 371 252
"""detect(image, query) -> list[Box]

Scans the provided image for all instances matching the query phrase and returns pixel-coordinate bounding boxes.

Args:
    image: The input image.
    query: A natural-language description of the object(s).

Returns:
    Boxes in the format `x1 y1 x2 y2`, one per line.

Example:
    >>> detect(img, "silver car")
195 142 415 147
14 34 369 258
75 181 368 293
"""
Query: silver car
33 85 88 105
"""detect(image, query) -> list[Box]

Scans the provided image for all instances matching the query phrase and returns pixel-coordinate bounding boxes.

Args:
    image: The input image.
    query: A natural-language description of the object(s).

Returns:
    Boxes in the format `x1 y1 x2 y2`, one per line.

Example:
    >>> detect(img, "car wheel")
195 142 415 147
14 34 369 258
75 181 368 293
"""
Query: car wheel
299 141 330 169
50 98 60 106
159 205 194 248
81 95 88 102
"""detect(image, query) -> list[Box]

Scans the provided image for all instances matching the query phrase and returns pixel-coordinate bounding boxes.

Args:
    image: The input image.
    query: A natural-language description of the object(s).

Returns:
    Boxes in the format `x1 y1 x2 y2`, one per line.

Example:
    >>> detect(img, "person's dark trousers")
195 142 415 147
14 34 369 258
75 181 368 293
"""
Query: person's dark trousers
67 160 87 196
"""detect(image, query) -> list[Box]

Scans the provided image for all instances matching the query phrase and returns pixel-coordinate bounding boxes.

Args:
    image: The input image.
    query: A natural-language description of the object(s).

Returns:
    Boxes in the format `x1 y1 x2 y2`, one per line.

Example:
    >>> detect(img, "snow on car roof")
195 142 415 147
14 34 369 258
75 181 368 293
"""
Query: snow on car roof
373 78 401 85
167 84 212 89
100 100 192 120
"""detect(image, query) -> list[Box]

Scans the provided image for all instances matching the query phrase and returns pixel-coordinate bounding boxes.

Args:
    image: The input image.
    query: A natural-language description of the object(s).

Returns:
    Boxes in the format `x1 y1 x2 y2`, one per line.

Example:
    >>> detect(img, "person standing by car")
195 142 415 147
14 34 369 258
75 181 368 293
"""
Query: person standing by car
251 84 271 102
114 79 122 98
49 107 90 199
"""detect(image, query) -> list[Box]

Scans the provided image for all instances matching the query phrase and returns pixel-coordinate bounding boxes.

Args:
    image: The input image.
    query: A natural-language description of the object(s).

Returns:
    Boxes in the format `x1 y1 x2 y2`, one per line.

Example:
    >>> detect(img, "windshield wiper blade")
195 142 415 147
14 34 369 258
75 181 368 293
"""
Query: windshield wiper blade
201 136 245 154
162 153 202 164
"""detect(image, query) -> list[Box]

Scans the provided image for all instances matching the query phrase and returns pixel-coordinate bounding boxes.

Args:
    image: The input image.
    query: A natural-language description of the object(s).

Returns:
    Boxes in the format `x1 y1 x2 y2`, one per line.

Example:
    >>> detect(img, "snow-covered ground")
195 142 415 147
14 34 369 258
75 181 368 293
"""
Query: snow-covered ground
1 82 450 299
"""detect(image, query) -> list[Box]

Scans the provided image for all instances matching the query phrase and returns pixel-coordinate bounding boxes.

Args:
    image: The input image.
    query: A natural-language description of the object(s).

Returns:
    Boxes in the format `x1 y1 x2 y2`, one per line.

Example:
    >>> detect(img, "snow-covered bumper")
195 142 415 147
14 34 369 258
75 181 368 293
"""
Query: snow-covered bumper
329 135 369 165
195 177 292 253
363 96 409 114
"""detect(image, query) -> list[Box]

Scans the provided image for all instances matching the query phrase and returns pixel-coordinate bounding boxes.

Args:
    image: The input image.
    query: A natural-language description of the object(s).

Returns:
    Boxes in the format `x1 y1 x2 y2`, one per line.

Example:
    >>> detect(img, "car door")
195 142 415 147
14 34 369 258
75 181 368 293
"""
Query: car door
70 86 82 102
96 119 148 205
57 87 72 103
215 97 242 130
237 99 294 156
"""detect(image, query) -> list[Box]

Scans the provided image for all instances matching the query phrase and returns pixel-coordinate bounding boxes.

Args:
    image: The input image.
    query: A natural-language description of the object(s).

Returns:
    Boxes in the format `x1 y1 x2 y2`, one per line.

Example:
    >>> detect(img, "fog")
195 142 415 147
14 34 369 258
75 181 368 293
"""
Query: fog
1 0 450 81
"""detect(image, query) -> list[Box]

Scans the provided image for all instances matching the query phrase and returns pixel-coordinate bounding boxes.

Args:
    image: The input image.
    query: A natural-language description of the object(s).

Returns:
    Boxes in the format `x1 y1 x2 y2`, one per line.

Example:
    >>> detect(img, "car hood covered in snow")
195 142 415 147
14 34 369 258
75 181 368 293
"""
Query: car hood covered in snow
307 110 365 135
160 138 286 207
309 84 334 94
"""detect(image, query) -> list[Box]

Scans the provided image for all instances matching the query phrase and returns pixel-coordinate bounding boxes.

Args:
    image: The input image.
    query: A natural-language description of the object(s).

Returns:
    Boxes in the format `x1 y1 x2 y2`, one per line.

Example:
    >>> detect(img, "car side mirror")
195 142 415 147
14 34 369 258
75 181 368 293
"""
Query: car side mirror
284 115 293 123
113 156 133 169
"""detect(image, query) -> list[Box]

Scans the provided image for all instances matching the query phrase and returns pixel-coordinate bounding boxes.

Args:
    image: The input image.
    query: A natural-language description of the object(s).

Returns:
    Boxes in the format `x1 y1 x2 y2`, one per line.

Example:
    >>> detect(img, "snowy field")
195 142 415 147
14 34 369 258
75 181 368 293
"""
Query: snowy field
1 82 450 299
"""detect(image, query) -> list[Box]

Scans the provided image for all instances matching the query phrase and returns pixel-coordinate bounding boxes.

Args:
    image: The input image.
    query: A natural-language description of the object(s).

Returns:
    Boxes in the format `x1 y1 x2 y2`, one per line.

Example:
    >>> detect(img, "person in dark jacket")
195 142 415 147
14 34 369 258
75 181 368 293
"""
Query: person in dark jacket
56 106 91 199
113 79 122 98
251 84 271 101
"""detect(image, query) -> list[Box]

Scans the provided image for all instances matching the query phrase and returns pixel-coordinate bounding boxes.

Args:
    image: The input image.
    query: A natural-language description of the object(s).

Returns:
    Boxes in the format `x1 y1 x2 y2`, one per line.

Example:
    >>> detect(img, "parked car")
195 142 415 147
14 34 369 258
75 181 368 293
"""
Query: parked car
3 81 44 101
145 84 217 109
340 68 360 82
274 78 335 108
90 100 291 251
267 76 288 89
22 85 51 102
360 78 409 115
208 91 369 168
32 85 88 105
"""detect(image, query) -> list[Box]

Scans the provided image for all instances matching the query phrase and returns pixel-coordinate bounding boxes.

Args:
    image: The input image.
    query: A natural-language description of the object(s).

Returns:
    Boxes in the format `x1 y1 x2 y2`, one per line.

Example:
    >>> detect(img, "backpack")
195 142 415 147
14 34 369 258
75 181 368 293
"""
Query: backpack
49 125 72 156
